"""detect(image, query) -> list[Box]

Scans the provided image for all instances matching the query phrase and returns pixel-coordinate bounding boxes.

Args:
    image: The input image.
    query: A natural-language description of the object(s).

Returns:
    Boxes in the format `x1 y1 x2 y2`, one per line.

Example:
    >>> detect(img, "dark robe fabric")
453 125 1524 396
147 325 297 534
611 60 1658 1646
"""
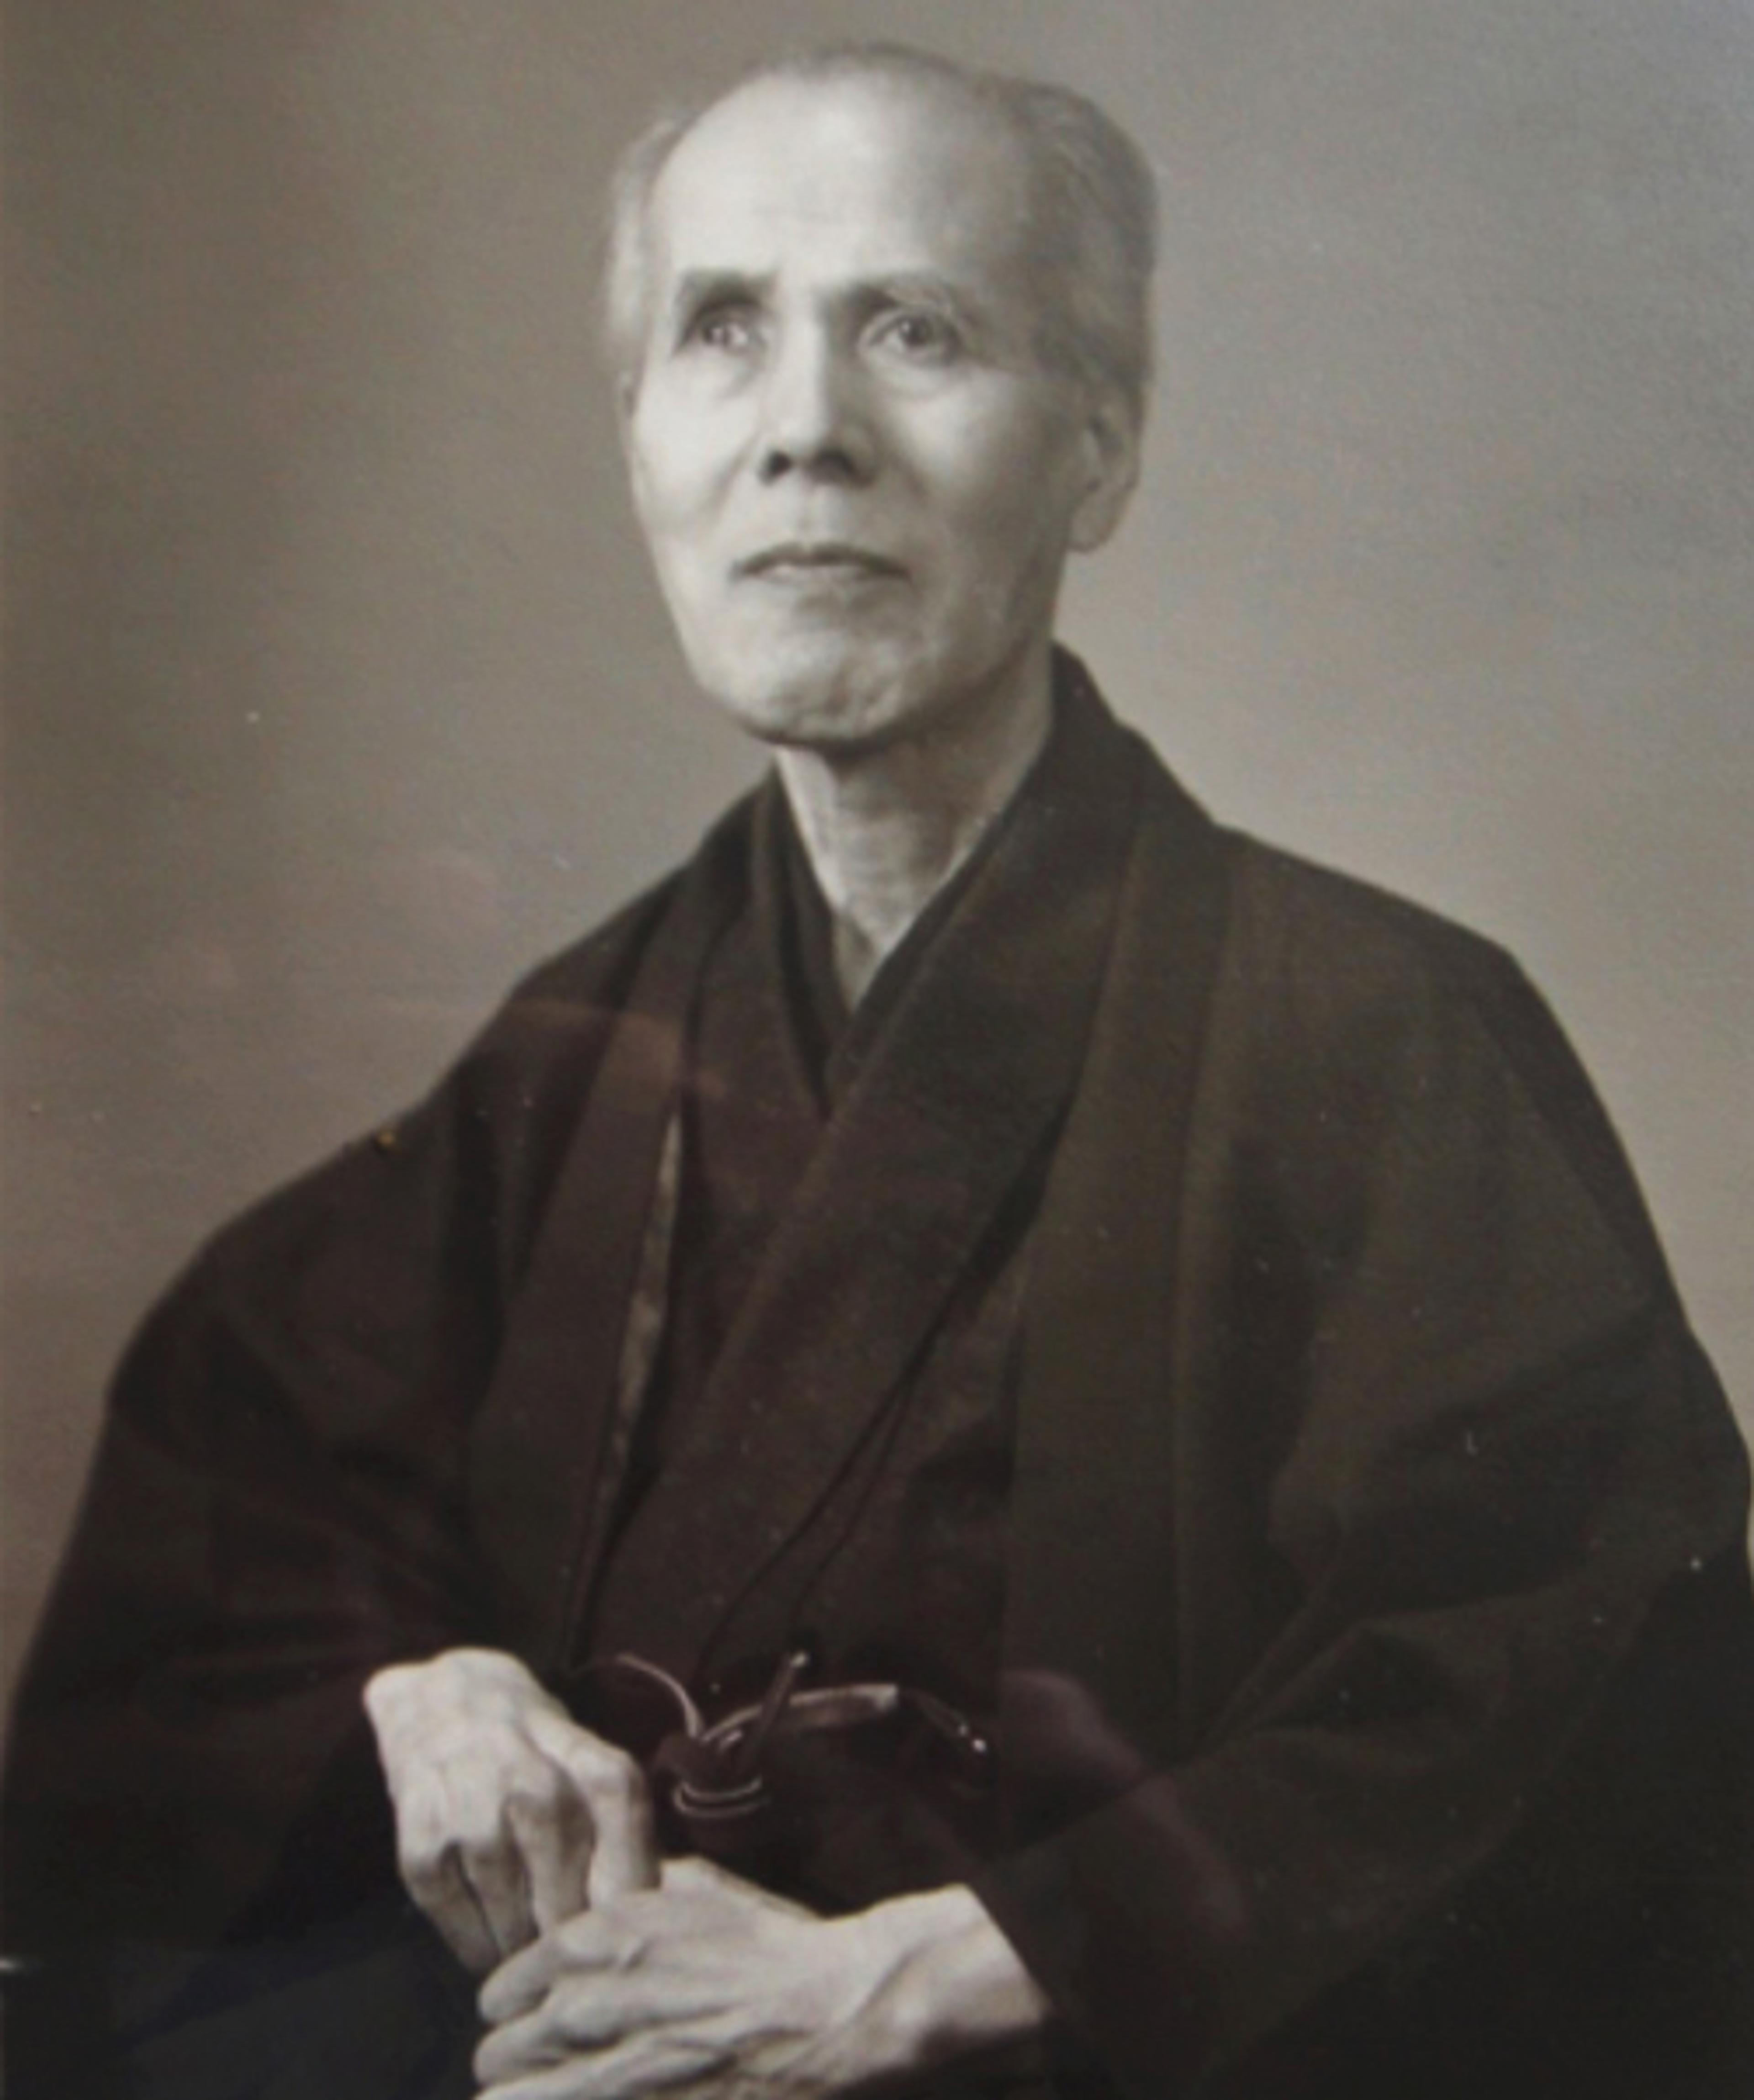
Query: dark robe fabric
6 654 1753 2100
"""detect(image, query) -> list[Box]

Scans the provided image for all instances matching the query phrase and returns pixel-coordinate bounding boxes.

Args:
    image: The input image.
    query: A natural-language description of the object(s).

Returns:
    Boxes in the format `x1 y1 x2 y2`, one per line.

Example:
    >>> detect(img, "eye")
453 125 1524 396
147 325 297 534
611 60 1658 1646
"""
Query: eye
685 302 762 354
870 307 962 364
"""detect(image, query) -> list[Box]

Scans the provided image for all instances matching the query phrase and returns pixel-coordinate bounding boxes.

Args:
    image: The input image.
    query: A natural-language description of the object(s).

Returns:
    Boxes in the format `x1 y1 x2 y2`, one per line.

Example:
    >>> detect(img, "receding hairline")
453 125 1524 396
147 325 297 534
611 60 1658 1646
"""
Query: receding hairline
667 63 1035 200
627 44 1044 198
641 64 1037 260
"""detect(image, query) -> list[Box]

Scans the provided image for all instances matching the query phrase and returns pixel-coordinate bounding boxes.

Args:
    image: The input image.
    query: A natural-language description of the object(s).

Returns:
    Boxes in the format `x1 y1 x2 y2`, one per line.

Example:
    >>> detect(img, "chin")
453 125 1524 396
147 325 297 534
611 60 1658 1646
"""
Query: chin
704 642 942 758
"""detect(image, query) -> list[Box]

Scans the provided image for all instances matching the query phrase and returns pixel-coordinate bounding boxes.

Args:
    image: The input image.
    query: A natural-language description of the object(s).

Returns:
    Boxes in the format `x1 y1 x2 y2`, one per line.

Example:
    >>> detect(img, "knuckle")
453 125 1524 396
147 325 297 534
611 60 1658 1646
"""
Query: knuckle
557 1985 609 2047
453 1813 511 1871
503 1768 570 1821
558 1910 604 1954
396 1827 450 1887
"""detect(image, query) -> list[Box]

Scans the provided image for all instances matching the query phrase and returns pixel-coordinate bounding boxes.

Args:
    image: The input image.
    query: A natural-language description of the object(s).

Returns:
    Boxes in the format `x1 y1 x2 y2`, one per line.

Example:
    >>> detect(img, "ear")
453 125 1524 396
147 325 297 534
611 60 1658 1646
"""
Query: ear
614 369 642 458
1067 391 1142 553
615 370 660 526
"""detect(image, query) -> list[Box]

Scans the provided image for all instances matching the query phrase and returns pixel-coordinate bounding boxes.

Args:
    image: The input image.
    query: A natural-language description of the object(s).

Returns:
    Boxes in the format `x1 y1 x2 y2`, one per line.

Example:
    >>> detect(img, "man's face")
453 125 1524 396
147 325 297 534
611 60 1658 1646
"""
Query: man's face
621 74 1132 756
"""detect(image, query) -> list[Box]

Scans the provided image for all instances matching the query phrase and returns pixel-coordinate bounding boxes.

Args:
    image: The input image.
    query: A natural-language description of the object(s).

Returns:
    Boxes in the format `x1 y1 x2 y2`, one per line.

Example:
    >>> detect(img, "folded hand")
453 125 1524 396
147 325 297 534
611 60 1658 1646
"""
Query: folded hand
475 1856 1049 2098
364 1647 659 1973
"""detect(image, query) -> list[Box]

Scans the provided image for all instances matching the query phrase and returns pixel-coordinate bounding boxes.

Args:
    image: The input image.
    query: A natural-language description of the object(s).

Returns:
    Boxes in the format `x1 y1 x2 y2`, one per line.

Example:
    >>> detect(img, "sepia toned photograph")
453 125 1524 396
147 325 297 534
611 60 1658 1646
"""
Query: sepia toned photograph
5 5 1753 2095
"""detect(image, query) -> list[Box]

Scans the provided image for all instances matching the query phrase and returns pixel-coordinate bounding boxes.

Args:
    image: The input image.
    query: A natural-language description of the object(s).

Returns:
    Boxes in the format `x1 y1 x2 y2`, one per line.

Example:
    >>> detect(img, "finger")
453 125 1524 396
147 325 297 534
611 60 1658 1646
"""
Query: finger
475 2002 570 2088
506 1783 592 1936
584 1791 660 1906
476 1975 645 2085
479 1998 712 2097
479 1909 617 2026
460 1821 539 1964
481 2070 704 2100
526 1710 660 1900
476 2052 637 2100
481 2028 729 2100
480 1940 557 2030
403 1841 501 1977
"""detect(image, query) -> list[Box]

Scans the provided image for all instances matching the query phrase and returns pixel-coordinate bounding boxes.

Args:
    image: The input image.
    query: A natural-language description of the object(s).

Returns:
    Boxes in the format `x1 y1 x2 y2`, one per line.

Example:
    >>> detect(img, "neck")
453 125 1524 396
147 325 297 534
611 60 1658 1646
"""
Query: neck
776 653 1055 1008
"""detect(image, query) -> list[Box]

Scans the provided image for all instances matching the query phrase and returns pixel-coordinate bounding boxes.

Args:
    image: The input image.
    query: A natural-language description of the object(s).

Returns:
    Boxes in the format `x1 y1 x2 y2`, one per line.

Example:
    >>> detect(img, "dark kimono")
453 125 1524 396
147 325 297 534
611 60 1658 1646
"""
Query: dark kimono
7 656 1752 2099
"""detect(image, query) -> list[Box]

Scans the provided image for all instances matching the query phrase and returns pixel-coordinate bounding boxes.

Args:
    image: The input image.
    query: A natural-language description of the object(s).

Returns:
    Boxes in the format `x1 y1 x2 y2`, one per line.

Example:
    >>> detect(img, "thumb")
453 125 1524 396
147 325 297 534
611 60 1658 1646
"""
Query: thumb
526 1707 661 1901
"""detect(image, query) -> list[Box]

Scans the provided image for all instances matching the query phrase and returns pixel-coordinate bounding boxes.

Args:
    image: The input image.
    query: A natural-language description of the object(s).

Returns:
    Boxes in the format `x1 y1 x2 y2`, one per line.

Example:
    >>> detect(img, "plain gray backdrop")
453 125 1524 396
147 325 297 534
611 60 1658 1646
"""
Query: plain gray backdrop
6 0 1753 1713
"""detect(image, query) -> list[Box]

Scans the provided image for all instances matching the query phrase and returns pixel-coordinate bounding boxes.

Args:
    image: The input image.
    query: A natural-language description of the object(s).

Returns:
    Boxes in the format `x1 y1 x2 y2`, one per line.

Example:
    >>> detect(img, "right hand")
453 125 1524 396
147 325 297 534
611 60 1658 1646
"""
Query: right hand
363 1646 659 1974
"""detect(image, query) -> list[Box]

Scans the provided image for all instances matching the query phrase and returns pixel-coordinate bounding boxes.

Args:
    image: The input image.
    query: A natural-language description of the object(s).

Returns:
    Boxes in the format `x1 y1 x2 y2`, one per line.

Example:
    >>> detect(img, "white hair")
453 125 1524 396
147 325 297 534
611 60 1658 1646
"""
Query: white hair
603 42 1158 426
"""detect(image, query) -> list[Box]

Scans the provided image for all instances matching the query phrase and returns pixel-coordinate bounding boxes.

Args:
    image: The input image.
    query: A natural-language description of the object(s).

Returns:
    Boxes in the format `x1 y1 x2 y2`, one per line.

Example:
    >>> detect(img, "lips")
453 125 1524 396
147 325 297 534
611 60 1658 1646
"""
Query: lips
736 541 907 581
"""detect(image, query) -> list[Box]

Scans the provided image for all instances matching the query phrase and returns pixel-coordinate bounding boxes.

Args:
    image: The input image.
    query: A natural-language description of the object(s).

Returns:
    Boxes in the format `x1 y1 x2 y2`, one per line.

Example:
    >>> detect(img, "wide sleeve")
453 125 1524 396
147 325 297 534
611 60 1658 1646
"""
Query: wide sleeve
0 895 668 1968
2 1078 508 1970
973 874 1754 2098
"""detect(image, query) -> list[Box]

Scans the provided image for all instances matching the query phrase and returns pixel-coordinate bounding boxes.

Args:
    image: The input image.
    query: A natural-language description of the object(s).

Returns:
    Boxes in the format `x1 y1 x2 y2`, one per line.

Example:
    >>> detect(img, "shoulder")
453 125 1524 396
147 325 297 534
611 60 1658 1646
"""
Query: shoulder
460 773 763 1085
1201 828 1566 1098
1195 828 1671 1282
1099 716 1609 1178
1220 830 1523 1016
170 815 740 1320
1112 711 1531 1059
454 866 689 1101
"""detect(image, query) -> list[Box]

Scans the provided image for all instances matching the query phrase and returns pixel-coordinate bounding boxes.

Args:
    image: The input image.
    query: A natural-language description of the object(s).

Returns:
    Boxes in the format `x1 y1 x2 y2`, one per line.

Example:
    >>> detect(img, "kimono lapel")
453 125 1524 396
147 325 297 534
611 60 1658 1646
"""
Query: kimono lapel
465 802 750 1671
591 668 1152 1681
999 765 1234 1759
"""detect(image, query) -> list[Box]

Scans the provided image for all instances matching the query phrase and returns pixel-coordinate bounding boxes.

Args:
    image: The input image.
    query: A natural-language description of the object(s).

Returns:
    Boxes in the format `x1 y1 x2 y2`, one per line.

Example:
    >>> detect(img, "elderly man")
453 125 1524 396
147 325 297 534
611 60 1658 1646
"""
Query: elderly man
7 41 1754 2100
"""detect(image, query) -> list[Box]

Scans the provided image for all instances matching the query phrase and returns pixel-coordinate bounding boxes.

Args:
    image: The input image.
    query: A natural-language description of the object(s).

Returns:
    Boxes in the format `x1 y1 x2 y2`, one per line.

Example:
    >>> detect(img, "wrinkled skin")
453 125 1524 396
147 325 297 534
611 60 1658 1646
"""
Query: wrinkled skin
474 1857 1046 2100
364 1648 659 1973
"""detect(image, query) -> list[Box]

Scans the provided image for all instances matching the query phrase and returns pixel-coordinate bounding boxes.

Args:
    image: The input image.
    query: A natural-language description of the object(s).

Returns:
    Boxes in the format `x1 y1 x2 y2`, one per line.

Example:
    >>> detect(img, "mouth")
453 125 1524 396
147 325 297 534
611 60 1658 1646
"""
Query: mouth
735 542 908 583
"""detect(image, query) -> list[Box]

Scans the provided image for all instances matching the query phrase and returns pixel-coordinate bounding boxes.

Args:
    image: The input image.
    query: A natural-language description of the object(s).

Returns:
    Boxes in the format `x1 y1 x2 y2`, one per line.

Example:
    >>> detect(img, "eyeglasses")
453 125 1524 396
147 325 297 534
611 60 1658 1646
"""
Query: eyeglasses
574 1649 997 1850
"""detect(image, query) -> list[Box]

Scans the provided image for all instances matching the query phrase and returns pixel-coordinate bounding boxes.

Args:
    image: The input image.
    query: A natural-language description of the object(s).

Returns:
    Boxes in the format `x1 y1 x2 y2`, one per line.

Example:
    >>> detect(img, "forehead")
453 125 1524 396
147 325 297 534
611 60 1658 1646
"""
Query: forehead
644 74 1036 295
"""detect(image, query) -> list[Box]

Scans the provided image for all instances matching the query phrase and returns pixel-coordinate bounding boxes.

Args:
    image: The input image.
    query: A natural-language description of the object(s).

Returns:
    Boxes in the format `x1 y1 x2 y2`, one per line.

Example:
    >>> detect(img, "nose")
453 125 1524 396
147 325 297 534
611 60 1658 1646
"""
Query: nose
755 328 876 487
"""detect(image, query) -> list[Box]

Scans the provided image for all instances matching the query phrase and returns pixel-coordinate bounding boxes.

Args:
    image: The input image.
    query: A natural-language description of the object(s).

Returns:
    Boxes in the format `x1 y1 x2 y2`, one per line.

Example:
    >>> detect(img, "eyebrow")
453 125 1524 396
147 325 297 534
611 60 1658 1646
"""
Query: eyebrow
851 273 990 334
668 268 771 323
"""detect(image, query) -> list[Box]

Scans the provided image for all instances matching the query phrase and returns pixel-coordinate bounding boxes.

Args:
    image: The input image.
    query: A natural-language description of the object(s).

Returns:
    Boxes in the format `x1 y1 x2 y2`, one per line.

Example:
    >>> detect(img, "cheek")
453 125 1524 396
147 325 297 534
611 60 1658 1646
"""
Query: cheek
939 481 1078 619
628 403 733 542
924 413 1082 561
630 457 696 548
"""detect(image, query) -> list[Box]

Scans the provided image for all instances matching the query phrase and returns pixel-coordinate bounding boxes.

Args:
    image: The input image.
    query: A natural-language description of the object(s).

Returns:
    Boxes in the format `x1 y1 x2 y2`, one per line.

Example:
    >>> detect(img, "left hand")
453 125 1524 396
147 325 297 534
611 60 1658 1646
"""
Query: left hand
475 1856 1050 2098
